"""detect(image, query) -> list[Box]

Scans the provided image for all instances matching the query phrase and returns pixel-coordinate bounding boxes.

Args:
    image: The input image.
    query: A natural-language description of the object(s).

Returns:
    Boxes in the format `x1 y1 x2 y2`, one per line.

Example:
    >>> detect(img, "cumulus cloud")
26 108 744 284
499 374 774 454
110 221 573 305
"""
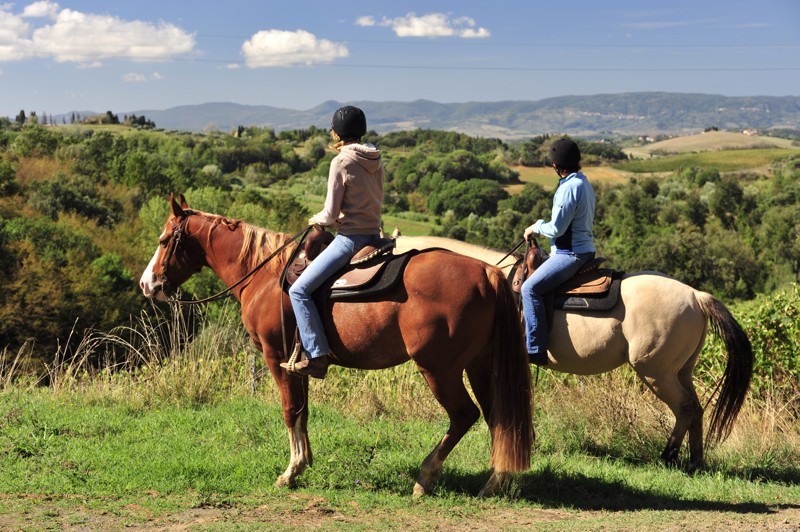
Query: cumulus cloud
33 9 196 64
241 29 348 67
21 1 59 19
357 12 490 38
0 5 34 61
0 3 195 64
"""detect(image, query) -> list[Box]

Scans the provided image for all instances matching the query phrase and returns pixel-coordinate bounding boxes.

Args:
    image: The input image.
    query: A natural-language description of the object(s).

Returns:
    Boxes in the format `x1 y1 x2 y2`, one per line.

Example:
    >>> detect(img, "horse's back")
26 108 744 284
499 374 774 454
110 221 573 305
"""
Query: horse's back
549 271 706 374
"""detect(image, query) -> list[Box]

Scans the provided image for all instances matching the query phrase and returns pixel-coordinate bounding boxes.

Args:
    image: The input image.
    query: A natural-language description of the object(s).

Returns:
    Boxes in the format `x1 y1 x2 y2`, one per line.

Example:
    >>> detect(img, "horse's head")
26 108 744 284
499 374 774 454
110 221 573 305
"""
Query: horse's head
139 193 206 301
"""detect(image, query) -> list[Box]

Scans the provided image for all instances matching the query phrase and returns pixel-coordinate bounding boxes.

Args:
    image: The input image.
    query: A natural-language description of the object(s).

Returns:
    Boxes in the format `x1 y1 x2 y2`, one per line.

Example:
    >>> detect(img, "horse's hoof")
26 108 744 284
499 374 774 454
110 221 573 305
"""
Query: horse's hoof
275 476 296 489
687 460 705 475
478 471 506 497
660 449 679 466
412 482 430 498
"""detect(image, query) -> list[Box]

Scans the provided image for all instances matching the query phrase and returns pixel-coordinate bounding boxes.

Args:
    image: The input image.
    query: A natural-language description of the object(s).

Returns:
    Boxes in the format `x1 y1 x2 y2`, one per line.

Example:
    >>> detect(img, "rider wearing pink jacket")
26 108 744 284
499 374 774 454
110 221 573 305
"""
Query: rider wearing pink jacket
281 106 385 379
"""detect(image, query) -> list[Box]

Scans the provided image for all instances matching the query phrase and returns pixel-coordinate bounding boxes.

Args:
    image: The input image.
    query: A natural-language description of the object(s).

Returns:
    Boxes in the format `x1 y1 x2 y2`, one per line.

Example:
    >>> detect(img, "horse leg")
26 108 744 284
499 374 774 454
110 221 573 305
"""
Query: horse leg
636 369 703 468
678 340 706 472
413 369 481 497
276 413 312 487
267 356 312 488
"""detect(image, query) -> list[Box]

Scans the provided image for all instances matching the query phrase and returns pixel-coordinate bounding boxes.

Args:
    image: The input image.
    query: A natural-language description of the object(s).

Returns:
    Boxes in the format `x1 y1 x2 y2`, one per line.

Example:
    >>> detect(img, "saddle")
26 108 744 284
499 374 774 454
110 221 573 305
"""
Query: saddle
510 242 623 329
283 227 412 301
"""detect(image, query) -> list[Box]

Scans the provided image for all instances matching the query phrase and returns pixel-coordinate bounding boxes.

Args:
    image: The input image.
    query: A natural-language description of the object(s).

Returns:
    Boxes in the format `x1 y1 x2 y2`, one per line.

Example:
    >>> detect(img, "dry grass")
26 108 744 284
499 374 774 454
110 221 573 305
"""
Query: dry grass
12 157 63 187
3 307 798 469
505 165 630 194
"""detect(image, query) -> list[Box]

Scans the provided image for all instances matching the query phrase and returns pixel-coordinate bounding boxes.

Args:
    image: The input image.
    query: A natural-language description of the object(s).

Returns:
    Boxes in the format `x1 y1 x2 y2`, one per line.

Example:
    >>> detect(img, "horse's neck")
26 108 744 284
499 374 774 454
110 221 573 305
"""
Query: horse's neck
192 219 251 290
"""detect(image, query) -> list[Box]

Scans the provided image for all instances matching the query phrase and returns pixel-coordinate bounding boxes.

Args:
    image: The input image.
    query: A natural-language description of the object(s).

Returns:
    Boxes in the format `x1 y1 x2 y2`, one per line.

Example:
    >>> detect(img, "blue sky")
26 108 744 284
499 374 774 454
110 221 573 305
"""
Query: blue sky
0 0 798 119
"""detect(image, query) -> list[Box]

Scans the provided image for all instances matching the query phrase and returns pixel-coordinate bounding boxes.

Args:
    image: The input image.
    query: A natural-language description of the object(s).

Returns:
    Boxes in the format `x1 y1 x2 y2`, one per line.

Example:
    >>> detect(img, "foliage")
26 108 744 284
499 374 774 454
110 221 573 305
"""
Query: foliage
1 122 799 373
698 283 800 401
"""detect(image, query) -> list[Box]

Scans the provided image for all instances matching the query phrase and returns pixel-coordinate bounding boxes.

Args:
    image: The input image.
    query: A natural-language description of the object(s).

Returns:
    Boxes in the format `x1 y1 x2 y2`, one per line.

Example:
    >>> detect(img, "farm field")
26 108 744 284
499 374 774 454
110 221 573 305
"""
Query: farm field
505 165 631 194
624 131 796 159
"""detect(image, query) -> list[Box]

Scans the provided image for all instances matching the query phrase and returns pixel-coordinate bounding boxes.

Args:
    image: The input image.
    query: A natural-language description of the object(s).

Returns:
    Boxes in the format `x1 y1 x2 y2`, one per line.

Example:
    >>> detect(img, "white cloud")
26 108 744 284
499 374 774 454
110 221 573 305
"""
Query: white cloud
0 5 34 61
122 72 147 83
355 16 376 27
0 4 196 64
241 29 348 67
32 9 196 64
368 12 490 38
22 1 59 19
123 71 165 82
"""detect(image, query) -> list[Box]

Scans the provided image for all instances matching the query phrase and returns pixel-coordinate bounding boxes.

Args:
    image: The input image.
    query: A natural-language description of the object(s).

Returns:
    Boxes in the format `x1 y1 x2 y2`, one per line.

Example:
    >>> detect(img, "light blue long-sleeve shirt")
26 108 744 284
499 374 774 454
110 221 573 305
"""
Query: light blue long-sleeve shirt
532 171 596 254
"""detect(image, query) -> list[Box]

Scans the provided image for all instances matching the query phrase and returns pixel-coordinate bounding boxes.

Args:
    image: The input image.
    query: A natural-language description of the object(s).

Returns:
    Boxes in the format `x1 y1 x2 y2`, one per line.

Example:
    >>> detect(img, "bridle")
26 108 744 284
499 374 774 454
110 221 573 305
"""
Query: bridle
156 212 312 305
157 212 193 300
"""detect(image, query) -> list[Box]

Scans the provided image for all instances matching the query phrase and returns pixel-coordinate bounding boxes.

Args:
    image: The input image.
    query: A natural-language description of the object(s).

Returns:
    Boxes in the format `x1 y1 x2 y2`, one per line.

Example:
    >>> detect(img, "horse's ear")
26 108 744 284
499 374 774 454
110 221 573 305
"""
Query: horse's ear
179 194 189 210
170 193 184 217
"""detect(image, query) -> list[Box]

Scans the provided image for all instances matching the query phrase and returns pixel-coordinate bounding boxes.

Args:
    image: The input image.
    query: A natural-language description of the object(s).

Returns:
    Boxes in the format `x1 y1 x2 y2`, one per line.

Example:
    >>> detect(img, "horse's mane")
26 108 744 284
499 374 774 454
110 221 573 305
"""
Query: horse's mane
238 223 294 275
193 211 295 275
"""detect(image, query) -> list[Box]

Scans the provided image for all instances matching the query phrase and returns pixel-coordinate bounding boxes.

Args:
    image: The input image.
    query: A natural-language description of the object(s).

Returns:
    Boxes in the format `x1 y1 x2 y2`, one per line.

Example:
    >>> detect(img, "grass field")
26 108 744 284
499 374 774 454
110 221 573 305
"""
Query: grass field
505 165 631 194
614 147 800 174
624 131 797 159
1 365 798 530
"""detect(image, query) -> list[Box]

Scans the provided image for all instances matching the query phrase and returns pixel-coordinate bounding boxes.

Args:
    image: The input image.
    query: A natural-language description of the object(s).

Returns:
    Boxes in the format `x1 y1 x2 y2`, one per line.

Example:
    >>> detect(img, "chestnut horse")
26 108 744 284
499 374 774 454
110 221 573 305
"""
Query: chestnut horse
139 195 533 496
395 235 753 471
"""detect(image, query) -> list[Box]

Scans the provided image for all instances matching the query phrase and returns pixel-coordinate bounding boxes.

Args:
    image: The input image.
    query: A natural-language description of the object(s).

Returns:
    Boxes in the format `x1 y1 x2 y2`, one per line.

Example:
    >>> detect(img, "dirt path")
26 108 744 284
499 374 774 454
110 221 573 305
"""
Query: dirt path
1 493 798 531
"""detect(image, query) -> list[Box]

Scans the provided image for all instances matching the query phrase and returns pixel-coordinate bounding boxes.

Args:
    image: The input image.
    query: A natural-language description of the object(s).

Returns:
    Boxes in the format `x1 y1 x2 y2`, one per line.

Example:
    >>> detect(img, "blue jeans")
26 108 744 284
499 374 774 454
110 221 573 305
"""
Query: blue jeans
289 233 380 359
521 250 595 355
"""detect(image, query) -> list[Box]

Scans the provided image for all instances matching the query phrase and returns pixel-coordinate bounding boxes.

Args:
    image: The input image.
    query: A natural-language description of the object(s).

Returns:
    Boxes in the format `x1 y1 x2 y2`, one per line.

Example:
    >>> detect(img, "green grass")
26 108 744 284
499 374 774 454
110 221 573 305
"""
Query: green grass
1 381 798 529
614 148 800 173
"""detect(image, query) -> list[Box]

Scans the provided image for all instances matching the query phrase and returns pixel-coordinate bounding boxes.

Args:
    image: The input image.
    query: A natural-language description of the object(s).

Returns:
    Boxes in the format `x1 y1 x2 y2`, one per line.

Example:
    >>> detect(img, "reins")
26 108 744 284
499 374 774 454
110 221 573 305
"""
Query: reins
167 223 313 306
499 237 543 384
494 238 527 268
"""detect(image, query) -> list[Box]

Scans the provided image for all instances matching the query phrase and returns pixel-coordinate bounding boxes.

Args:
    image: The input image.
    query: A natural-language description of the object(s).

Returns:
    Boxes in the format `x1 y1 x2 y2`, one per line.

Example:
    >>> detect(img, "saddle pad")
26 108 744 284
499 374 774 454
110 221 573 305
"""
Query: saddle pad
327 251 416 301
555 276 621 311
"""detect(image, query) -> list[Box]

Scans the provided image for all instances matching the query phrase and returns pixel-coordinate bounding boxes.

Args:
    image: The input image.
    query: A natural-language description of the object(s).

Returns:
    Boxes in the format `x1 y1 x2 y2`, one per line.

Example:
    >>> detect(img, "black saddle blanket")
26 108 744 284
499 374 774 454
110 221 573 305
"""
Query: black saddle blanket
322 250 416 301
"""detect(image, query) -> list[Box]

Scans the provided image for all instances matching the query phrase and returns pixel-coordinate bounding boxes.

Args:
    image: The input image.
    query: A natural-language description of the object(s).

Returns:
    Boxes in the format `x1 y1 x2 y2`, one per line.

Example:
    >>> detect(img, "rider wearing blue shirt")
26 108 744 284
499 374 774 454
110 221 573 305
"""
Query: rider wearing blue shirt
522 138 596 365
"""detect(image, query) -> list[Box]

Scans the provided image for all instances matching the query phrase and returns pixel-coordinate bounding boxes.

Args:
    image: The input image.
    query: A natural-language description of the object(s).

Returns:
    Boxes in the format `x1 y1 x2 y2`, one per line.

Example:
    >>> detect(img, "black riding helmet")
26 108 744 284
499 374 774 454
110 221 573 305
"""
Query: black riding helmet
331 106 367 141
549 138 581 170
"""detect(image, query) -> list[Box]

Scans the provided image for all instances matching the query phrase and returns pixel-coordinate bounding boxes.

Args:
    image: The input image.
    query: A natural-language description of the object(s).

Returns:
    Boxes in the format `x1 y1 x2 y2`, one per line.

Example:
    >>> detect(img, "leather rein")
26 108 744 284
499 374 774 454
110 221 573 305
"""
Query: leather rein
159 212 312 305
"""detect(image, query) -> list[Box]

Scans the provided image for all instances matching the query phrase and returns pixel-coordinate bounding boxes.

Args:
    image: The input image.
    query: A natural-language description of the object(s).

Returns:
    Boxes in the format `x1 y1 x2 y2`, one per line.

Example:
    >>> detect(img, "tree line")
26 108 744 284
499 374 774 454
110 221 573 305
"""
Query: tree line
0 120 798 369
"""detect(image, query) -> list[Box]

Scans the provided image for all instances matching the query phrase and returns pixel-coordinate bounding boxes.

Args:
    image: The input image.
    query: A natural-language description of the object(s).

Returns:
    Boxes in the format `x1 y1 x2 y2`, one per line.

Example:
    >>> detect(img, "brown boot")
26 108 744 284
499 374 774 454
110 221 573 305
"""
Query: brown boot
280 352 330 379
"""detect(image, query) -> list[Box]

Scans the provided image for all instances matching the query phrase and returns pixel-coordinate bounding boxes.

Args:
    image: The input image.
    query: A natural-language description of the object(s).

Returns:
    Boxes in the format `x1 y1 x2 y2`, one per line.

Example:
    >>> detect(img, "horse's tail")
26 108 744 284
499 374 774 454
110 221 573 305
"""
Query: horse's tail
695 291 754 444
485 265 534 473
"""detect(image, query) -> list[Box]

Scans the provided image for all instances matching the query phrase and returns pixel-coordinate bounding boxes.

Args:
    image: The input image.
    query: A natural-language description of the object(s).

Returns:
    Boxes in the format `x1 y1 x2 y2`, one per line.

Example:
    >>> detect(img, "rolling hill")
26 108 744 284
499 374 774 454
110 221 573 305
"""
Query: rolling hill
116 92 800 139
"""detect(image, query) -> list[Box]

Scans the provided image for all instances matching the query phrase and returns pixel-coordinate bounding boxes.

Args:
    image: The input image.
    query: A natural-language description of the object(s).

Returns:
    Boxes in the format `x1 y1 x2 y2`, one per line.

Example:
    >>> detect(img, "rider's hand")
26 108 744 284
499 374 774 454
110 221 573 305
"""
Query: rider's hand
523 225 536 241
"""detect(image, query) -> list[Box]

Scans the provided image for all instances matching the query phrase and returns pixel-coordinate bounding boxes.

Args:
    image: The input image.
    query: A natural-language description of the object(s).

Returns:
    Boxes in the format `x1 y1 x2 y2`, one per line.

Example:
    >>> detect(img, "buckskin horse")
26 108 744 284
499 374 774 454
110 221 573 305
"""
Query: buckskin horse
394 235 753 471
139 195 533 496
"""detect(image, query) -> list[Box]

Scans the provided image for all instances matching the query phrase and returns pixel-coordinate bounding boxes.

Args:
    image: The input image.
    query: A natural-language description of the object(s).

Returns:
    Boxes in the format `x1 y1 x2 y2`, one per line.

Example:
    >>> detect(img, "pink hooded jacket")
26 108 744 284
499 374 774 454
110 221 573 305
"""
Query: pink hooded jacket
309 143 384 235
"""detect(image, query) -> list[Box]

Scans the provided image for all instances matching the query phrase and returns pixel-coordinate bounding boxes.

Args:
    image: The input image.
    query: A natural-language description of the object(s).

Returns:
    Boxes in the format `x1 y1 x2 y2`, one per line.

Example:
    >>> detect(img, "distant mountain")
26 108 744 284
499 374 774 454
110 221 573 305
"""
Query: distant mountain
122 93 800 139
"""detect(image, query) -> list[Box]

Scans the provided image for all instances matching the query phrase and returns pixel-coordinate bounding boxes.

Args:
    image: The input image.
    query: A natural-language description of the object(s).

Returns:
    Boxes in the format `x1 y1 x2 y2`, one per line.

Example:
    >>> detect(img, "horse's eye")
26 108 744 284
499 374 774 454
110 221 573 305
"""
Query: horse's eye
160 239 169 248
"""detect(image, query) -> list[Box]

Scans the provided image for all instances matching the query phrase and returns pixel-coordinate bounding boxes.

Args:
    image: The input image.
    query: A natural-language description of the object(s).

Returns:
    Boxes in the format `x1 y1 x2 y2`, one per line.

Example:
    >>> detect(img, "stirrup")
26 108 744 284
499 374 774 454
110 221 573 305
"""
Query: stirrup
284 341 303 372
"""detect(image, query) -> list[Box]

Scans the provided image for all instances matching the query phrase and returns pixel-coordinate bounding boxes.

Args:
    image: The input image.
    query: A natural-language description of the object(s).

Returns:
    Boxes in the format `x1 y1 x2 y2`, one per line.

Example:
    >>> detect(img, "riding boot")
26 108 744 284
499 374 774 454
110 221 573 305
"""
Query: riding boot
280 344 330 379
